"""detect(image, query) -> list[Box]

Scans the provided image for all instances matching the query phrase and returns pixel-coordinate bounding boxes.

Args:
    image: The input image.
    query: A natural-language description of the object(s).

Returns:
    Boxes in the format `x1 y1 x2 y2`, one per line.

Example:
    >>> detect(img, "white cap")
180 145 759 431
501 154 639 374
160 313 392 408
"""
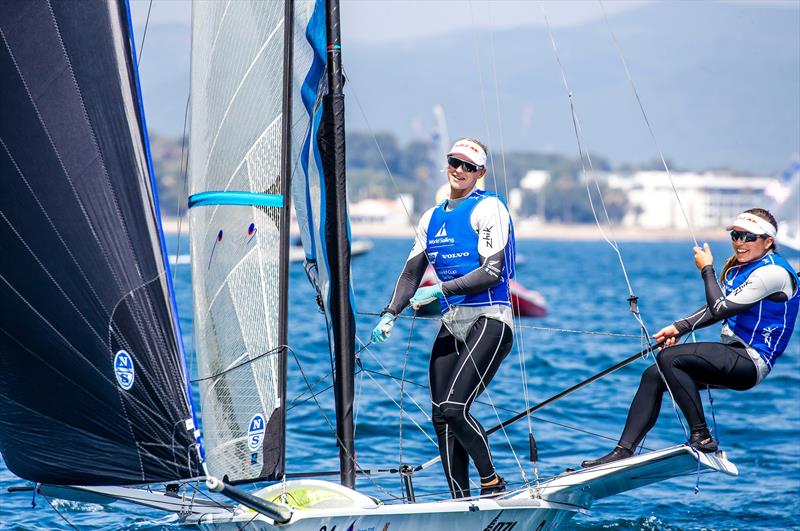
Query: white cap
447 139 487 168
726 212 777 238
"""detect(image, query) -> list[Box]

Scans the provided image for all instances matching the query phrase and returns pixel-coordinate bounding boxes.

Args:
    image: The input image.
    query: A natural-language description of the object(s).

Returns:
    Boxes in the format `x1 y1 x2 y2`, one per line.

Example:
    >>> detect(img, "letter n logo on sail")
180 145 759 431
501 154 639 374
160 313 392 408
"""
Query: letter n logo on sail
114 350 135 390
247 414 266 451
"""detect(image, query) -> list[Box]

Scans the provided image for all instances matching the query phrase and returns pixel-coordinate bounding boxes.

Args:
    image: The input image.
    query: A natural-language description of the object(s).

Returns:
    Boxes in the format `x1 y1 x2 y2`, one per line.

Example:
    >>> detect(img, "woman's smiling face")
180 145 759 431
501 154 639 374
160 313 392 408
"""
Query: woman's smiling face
730 228 774 263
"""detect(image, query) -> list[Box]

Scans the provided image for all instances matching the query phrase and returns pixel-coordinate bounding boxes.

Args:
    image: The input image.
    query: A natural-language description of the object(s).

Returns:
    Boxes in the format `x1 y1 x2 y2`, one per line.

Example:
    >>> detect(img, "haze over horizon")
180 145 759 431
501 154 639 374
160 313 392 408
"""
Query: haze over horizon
130 0 800 175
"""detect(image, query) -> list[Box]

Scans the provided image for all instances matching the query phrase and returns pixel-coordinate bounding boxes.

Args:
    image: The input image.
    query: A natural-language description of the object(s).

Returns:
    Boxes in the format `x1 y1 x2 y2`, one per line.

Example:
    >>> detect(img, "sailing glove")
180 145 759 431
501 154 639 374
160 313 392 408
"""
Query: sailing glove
410 283 443 310
371 312 396 343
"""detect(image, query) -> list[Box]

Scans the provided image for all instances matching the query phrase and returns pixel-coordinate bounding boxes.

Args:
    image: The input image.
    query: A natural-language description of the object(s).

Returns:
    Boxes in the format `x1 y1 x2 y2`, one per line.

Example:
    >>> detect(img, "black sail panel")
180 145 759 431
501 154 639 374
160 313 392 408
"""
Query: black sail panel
0 0 201 485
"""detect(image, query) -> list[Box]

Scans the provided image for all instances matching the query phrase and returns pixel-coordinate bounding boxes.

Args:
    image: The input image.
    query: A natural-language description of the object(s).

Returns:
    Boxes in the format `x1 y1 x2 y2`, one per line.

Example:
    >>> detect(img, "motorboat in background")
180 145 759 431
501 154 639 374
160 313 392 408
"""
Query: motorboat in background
417 265 547 317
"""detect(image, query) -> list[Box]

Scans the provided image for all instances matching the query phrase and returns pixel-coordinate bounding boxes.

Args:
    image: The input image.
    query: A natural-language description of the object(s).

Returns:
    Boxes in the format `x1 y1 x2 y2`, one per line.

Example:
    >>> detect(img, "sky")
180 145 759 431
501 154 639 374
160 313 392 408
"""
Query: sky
130 1 789 40
130 0 644 37
128 1 800 174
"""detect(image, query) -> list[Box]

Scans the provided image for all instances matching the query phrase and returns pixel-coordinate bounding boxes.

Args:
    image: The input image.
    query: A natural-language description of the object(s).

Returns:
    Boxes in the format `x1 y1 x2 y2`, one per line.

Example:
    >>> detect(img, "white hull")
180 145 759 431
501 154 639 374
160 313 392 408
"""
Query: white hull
40 446 735 529
184 445 736 530
290 240 373 263
192 490 578 531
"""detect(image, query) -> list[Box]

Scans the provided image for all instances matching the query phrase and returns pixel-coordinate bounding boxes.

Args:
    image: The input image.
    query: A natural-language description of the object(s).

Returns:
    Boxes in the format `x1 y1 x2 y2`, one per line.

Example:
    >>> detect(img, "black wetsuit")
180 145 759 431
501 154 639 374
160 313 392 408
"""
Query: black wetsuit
429 318 513 497
384 192 514 498
617 261 796 451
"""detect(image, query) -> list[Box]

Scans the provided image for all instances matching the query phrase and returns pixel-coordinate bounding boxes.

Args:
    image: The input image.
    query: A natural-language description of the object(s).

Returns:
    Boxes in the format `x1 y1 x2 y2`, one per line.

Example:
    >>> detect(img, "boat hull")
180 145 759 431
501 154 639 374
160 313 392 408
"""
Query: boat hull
191 492 580 530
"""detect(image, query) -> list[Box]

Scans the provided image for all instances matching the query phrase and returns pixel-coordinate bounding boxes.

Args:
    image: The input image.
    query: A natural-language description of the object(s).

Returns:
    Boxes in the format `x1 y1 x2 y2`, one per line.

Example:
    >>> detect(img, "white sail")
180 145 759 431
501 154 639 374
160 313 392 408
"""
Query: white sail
189 1 299 482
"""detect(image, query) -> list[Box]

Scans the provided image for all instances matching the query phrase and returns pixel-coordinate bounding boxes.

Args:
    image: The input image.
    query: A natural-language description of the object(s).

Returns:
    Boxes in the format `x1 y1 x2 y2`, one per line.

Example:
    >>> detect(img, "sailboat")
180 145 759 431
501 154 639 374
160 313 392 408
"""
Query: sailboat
0 0 738 528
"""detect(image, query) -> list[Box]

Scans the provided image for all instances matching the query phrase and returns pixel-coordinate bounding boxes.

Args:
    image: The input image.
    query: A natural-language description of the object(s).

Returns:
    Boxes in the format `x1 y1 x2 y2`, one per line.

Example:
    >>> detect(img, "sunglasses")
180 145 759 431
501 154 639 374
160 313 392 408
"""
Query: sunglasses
730 230 763 243
447 156 482 173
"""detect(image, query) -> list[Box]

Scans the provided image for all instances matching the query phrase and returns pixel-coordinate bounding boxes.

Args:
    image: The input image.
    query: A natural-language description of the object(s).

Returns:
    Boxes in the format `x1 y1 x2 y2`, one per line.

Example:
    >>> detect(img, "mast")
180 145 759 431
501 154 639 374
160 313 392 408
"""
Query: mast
322 0 356 489
277 0 295 483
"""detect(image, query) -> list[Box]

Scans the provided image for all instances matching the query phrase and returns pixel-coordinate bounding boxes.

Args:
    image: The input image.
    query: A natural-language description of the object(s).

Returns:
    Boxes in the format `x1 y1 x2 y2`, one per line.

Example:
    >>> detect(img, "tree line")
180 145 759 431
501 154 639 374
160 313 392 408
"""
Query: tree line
150 131 652 223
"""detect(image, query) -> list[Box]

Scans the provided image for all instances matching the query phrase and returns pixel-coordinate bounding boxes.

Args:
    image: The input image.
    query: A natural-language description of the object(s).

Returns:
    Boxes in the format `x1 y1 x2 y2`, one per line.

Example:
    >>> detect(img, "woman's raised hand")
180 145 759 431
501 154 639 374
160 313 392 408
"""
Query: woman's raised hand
653 324 680 348
693 243 714 271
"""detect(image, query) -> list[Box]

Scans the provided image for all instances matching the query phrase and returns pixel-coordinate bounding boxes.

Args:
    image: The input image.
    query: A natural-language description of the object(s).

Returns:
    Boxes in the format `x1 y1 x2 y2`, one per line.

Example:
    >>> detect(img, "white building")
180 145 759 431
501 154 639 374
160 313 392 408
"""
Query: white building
348 195 414 225
608 171 778 229
510 170 550 222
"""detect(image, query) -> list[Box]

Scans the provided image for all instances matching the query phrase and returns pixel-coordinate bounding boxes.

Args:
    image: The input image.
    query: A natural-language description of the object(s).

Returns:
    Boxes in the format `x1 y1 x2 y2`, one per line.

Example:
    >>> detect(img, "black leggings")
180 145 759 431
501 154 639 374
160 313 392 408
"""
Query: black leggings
429 317 513 498
618 341 758 450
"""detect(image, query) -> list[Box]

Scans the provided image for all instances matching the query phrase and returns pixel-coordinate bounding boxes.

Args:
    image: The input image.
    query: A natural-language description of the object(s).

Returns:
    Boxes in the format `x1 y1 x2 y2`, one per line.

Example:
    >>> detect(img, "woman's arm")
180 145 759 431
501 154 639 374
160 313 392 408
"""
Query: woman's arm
671 247 794 334
701 263 793 320
383 209 433 315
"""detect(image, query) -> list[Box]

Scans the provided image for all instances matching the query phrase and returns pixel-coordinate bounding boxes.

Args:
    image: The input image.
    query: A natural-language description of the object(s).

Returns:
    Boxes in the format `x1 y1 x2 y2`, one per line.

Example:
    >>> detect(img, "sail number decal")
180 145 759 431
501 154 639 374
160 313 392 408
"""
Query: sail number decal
114 350 135 390
247 414 266 451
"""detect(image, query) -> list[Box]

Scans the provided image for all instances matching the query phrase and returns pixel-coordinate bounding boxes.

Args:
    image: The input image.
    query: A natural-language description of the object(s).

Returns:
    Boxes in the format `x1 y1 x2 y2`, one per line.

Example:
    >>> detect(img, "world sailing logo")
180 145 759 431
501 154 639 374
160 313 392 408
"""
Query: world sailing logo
430 224 455 245
247 414 266 451
114 350 135 390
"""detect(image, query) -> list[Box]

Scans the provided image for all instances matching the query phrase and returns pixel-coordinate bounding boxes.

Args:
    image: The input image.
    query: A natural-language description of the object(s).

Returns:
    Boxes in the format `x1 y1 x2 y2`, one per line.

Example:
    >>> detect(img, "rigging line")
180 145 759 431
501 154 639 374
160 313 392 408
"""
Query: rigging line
170 95 191 287
136 0 154 65
360 368 439 449
40 493 80 531
458 336 531 486
399 313 417 478
538 9 682 440
486 341 661 436
415 340 662 472
354 352 365 440
356 335 433 422
360 364 648 448
598 0 698 247
339 70 416 229
357 311 643 338
286 341 373 408
191 346 282 383
539 4 640 302
342 69 450 309
467 1 537 449
288 347 404 500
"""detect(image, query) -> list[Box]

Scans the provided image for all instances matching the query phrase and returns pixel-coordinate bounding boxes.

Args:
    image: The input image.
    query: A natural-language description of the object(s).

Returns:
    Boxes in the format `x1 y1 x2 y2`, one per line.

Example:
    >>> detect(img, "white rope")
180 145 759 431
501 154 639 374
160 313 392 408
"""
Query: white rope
598 0 699 247
539 2 689 439
467 0 538 483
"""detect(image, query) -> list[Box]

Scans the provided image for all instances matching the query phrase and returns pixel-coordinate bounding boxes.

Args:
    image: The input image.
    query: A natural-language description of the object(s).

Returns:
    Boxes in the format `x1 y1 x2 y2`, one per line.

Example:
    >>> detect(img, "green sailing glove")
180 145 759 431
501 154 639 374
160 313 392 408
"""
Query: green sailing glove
409 283 443 310
371 312 396 343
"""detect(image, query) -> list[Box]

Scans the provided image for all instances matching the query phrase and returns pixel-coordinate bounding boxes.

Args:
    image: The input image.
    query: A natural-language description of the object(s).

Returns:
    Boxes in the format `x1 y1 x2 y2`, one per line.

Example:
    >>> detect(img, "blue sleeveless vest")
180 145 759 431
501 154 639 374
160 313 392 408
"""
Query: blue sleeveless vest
724 253 799 369
426 190 515 313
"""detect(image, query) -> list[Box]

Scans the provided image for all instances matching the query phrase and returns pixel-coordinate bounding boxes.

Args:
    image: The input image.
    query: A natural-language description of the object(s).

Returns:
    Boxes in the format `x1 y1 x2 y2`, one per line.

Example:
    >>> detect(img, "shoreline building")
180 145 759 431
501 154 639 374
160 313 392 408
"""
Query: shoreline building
607 171 778 230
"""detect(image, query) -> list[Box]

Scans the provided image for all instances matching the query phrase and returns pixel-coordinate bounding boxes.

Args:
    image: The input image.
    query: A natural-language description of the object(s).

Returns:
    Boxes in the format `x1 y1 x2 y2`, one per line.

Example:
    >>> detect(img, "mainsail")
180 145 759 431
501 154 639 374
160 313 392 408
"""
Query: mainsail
189 0 356 485
0 0 201 485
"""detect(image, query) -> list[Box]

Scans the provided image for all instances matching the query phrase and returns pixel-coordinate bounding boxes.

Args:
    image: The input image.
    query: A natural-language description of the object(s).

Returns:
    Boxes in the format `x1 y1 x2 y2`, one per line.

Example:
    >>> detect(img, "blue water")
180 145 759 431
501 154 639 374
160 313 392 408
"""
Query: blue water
1 239 798 530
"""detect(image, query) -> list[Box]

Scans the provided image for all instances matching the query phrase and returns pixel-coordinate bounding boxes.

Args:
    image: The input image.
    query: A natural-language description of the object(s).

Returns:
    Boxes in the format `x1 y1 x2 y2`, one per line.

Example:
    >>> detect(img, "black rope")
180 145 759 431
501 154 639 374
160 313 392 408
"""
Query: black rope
191 346 283 383
136 0 154 65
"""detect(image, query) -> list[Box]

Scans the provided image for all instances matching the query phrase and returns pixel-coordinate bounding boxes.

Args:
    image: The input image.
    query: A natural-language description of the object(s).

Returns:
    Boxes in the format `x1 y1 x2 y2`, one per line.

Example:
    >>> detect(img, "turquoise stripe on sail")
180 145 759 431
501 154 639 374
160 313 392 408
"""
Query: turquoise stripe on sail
188 191 284 208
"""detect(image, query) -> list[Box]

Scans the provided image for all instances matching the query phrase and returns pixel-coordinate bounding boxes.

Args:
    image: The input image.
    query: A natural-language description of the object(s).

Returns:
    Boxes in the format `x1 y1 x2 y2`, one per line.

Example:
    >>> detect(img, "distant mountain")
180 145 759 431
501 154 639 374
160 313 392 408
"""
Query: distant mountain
135 1 798 174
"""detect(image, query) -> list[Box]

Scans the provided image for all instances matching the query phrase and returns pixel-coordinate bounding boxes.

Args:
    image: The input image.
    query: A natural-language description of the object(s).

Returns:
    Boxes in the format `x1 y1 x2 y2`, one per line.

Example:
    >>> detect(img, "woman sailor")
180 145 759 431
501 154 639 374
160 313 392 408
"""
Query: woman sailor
371 138 515 498
582 208 799 468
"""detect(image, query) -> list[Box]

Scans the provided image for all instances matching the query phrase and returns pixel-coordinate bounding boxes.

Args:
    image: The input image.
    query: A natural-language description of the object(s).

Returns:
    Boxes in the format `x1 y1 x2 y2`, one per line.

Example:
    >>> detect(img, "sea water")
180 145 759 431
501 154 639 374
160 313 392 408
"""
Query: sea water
1 239 798 530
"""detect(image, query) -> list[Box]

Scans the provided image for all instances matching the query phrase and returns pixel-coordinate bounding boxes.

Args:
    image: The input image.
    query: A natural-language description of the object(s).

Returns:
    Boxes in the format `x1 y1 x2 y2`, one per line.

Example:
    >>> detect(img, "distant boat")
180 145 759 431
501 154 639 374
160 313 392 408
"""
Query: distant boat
290 238 373 263
417 266 547 317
